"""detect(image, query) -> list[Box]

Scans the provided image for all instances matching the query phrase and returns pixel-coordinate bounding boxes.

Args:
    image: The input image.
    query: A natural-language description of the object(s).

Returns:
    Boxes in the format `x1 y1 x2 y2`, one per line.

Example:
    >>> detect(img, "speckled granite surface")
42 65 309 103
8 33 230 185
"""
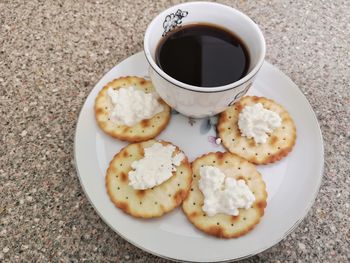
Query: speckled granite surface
1 0 349 262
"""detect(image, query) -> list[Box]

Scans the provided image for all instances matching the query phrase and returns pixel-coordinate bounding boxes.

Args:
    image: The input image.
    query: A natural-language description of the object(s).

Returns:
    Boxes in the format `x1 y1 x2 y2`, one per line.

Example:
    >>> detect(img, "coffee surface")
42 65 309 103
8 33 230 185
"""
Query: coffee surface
155 24 250 87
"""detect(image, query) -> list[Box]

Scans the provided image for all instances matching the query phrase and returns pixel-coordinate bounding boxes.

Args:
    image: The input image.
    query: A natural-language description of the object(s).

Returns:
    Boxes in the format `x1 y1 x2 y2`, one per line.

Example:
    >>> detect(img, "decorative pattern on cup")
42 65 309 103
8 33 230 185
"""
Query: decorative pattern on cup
162 9 188 36
228 83 252 106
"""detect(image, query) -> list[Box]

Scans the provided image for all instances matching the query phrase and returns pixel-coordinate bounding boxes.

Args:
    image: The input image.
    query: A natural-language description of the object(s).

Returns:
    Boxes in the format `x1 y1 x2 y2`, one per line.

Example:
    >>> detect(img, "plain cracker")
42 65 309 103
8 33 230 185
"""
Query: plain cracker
217 96 296 164
95 76 171 142
182 152 267 238
106 139 192 218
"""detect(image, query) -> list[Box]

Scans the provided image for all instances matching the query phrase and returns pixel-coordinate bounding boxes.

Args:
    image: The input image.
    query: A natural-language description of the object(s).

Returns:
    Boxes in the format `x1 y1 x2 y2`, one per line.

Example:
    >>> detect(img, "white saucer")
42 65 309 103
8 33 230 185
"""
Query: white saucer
74 52 324 262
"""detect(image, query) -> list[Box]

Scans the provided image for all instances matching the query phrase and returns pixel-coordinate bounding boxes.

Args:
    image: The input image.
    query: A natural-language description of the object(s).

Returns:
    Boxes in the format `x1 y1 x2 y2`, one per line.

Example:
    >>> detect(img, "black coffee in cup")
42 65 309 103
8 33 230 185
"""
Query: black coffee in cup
155 23 250 87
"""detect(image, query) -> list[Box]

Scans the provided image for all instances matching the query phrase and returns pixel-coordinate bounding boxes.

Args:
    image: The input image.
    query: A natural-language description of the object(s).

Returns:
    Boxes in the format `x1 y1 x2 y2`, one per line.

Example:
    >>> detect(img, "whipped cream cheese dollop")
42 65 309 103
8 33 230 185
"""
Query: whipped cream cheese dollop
198 166 255 217
128 142 184 190
238 103 282 144
107 86 163 126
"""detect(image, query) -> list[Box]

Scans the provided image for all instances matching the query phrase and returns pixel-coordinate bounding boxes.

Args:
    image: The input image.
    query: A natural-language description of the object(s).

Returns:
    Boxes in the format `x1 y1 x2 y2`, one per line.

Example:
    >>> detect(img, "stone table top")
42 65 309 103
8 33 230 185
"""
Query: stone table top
1 0 349 262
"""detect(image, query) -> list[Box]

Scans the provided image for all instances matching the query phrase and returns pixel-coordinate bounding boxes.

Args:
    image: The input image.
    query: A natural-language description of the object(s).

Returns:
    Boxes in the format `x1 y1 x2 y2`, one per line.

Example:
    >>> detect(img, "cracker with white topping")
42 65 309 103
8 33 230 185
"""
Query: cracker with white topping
182 152 267 238
106 140 192 218
95 76 171 142
217 96 296 164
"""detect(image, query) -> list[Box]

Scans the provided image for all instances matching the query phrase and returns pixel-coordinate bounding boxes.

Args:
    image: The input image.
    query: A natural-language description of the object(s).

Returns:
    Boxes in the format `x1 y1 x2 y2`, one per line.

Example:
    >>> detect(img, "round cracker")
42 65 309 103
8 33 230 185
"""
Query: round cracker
182 152 267 238
217 96 296 164
95 76 171 142
106 139 192 218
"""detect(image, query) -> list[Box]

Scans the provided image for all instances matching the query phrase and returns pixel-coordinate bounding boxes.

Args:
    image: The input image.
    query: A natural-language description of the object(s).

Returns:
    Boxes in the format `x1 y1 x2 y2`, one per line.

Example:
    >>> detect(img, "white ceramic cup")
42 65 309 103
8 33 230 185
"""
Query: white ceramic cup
144 1 265 118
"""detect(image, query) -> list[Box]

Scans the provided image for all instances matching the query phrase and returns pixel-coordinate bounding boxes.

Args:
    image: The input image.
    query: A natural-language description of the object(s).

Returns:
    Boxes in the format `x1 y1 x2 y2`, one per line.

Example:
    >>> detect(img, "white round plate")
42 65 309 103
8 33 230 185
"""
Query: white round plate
74 52 323 262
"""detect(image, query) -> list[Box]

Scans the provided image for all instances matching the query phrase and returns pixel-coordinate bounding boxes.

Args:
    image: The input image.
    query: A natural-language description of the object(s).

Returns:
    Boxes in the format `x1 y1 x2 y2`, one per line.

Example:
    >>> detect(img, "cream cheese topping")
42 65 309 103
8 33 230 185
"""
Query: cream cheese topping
107 86 163 126
238 103 281 144
128 143 184 190
198 166 255 217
